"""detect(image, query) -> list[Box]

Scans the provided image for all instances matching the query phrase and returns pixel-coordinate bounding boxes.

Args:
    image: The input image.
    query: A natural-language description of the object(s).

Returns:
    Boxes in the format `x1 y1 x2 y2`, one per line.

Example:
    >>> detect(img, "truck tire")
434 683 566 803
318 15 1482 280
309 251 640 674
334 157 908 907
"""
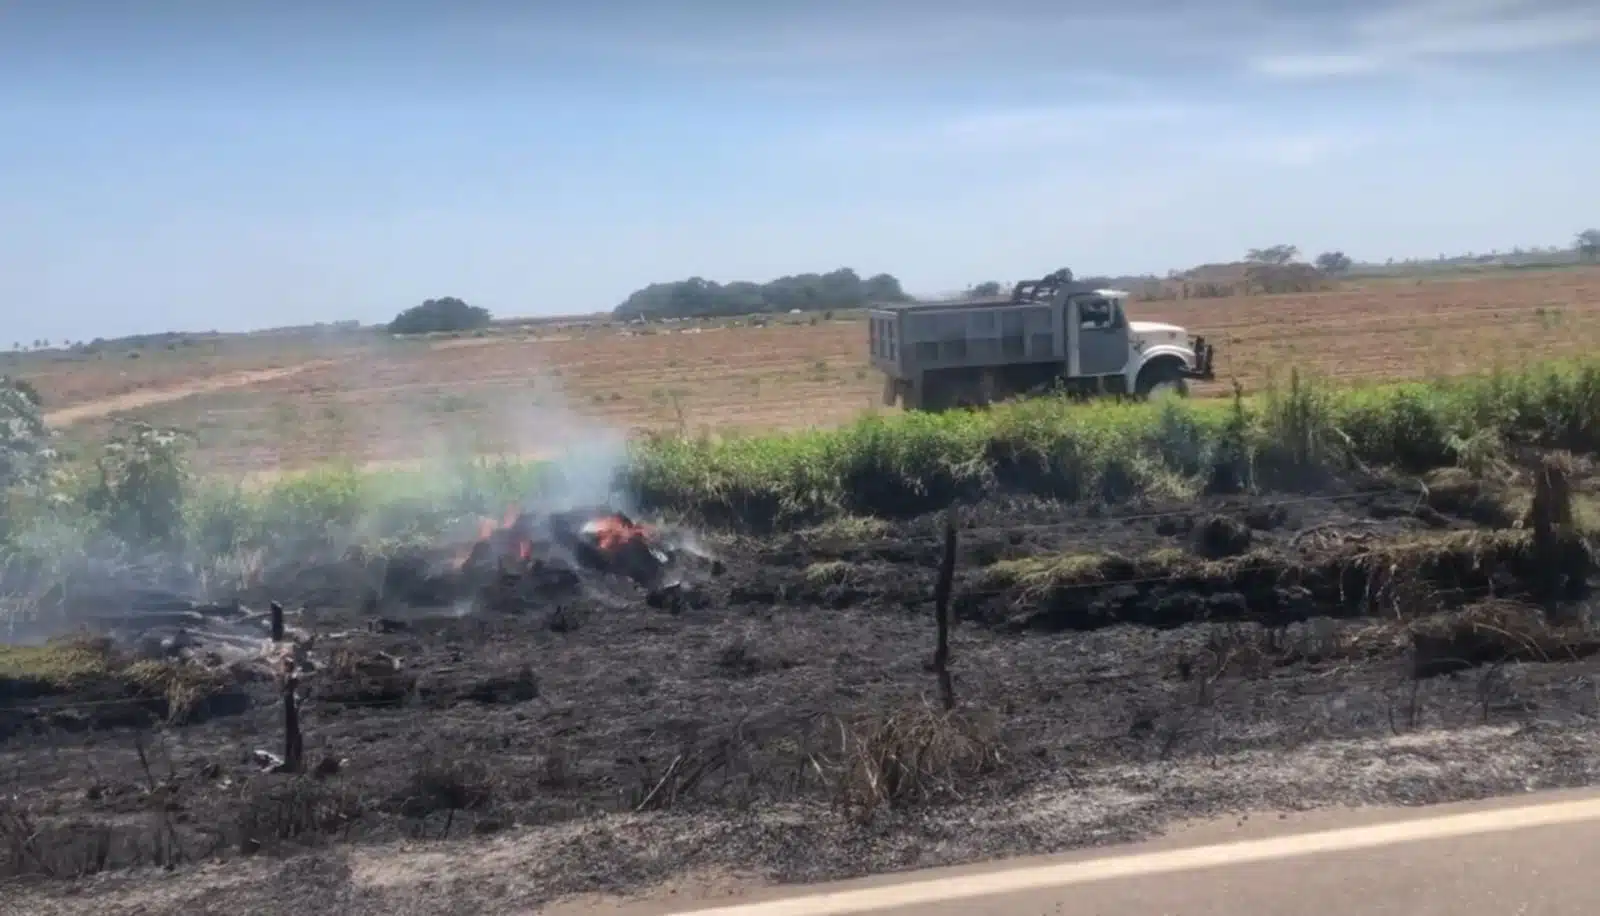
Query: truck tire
1135 358 1190 400
917 376 953 412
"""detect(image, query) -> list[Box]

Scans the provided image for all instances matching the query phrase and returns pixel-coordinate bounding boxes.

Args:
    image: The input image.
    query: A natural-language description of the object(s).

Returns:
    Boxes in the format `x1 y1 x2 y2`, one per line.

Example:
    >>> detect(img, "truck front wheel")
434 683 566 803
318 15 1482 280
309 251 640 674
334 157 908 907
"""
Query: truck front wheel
1135 359 1190 400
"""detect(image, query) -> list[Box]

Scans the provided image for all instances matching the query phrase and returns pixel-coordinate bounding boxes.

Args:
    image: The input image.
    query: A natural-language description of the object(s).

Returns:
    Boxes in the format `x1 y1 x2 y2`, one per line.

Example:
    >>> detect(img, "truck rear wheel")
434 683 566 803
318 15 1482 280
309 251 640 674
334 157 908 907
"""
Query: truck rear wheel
1136 359 1190 400
918 371 991 412
920 376 960 412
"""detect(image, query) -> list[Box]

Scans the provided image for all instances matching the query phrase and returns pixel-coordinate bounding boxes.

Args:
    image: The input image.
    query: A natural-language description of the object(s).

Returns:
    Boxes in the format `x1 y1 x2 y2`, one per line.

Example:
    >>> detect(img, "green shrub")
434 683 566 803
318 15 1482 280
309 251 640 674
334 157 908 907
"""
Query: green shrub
0 376 51 497
83 423 190 551
387 297 491 335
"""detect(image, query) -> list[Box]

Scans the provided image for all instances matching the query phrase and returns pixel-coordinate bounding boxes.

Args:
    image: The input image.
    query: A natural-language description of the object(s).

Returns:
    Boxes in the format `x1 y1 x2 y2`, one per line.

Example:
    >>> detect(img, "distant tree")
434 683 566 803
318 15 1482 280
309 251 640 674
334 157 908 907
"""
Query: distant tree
1314 251 1353 274
1245 244 1300 265
966 281 1004 298
387 297 492 335
613 267 911 320
862 272 911 304
1577 229 1600 261
1244 262 1330 295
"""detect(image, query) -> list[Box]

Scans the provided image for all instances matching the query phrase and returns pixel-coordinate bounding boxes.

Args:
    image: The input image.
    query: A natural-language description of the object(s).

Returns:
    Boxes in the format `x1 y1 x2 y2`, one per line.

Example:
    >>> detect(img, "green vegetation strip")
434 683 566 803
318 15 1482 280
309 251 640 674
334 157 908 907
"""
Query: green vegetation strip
627 361 1600 527
6 361 1600 575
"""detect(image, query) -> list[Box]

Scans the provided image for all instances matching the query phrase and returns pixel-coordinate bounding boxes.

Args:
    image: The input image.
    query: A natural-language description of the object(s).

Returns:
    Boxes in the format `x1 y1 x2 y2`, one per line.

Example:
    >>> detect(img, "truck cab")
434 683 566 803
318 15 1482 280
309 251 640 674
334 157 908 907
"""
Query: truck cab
867 271 1215 411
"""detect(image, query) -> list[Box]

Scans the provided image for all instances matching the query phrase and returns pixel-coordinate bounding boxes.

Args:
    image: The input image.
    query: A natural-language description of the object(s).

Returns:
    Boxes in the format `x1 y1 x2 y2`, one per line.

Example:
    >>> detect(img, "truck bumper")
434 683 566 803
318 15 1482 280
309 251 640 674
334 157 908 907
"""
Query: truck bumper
1183 337 1217 380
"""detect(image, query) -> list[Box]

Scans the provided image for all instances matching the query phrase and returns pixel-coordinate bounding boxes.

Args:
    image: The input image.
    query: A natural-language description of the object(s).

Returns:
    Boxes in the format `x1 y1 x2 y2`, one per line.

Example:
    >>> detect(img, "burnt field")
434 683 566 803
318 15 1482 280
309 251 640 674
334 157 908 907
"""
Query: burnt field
6 457 1600 909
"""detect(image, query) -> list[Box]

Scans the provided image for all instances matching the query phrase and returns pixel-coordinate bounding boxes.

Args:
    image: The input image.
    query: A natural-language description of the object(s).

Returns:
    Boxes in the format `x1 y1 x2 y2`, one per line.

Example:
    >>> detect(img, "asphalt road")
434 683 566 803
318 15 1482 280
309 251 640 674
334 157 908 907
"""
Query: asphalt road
552 789 1600 916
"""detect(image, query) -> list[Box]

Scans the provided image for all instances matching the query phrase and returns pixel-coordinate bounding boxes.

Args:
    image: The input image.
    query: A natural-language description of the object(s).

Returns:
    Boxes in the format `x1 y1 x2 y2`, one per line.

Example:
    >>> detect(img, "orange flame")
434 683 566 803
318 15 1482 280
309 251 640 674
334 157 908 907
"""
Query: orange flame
456 504 534 569
587 514 654 553
454 508 657 572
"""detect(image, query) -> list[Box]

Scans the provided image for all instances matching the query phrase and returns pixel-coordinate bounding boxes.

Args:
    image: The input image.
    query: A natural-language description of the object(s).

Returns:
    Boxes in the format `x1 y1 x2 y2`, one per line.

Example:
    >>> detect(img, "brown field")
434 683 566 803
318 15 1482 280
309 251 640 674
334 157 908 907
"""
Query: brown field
17 267 1600 475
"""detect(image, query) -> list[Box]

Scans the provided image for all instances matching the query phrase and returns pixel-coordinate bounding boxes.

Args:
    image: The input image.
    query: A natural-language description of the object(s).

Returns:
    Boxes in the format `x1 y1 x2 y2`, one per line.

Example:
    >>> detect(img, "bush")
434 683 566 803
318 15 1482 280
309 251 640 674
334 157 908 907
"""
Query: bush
0 376 50 494
83 423 190 552
1 376 55 547
387 298 492 335
1316 251 1354 274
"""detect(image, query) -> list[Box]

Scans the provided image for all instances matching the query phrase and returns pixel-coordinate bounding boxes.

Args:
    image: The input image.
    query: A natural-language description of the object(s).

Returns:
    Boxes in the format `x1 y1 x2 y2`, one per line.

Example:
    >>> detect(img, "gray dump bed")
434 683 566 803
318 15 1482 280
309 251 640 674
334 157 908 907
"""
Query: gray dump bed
868 289 1121 379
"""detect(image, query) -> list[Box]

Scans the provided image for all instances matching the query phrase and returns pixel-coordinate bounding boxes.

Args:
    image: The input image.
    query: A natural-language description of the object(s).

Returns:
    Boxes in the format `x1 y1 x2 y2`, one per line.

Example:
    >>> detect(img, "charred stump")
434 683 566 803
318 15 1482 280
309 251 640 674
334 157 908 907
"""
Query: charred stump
1529 454 1586 617
932 508 958 710
282 669 303 774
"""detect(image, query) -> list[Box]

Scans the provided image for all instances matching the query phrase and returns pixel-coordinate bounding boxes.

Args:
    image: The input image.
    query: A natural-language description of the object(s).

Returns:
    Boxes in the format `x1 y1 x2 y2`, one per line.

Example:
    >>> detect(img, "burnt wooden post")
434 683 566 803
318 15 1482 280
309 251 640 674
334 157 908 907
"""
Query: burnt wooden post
1530 455 1580 618
282 672 303 774
933 507 958 710
269 600 284 642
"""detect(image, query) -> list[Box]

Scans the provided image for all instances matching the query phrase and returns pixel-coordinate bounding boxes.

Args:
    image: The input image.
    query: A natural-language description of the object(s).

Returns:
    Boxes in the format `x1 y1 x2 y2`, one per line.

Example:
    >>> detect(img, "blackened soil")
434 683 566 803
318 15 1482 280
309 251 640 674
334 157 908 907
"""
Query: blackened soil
4 479 1600 908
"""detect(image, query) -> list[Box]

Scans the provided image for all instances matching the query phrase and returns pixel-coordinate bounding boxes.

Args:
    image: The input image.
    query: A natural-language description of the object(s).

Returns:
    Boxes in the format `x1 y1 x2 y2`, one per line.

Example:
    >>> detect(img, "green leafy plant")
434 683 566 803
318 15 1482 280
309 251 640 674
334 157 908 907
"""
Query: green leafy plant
84 423 191 552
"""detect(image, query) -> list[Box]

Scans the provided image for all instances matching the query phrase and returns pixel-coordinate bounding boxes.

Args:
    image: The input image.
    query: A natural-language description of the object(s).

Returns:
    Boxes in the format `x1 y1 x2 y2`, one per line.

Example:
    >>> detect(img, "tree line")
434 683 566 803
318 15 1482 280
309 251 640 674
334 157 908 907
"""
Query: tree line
377 230 1598 334
611 268 911 320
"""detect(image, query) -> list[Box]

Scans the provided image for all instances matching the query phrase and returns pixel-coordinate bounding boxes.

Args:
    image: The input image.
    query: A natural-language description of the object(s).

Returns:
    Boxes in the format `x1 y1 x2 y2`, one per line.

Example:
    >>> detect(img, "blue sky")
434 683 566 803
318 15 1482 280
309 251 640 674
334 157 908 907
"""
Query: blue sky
1 0 1596 343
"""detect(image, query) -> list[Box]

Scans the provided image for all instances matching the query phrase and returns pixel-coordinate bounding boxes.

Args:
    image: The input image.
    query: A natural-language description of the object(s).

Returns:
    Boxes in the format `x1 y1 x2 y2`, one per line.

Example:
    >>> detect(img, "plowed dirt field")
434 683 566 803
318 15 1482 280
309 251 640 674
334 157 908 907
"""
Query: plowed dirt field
27 268 1600 473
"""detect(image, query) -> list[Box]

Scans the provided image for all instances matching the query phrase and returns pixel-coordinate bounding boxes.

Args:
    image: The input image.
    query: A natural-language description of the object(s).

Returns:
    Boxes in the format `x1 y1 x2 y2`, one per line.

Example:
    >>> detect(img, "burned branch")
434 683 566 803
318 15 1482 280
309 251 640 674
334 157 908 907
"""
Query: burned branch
281 671 303 775
932 508 958 711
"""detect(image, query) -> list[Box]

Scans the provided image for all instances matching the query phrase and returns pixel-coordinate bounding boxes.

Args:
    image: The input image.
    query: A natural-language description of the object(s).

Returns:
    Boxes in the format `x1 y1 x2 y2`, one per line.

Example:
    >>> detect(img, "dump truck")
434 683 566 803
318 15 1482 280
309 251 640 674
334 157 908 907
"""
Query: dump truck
867 268 1215 411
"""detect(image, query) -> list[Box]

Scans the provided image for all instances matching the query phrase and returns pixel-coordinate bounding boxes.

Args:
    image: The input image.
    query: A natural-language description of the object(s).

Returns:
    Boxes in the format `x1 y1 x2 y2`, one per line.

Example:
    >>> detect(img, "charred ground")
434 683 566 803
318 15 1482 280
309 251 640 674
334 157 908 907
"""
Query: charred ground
5 457 1600 909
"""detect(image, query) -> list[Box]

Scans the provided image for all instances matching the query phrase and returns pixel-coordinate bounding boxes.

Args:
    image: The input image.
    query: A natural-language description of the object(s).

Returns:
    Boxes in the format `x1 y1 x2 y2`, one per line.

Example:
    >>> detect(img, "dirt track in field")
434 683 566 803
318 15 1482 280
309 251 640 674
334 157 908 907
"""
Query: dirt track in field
43 363 331 427
21 268 1600 474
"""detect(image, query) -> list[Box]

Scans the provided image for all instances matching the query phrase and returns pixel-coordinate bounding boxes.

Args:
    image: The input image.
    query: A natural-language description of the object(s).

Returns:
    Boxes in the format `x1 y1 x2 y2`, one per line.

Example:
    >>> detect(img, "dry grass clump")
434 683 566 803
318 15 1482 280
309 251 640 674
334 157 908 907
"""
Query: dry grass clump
316 646 416 707
0 639 114 702
1421 466 1521 527
233 775 367 854
124 661 223 725
0 633 233 723
980 528 1545 601
0 796 128 880
1408 598 1600 678
975 544 1293 602
393 750 498 819
818 702 1005 818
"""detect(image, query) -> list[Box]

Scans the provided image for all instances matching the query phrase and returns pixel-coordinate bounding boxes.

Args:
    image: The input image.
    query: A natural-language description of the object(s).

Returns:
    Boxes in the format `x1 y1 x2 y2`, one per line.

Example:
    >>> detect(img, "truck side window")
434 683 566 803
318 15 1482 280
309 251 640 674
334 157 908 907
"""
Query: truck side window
1079 299 1112 330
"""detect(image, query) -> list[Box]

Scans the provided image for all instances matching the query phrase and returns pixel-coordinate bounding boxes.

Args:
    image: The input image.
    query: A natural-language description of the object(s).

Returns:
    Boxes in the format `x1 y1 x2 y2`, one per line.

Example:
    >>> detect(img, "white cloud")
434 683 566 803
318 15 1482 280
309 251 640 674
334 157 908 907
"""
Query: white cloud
1252 53 1386 78
459 2 1593 89
784 101 1217 164
1228 131 1373 167
935 103 1211 144
465 4 1272 85
1250 0 1600 79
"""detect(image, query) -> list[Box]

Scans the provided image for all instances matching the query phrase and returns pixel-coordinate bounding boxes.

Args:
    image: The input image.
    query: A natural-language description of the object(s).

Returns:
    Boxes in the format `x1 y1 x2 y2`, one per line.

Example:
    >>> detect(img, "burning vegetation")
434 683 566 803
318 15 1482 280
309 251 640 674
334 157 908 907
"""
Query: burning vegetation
449 504 706 602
